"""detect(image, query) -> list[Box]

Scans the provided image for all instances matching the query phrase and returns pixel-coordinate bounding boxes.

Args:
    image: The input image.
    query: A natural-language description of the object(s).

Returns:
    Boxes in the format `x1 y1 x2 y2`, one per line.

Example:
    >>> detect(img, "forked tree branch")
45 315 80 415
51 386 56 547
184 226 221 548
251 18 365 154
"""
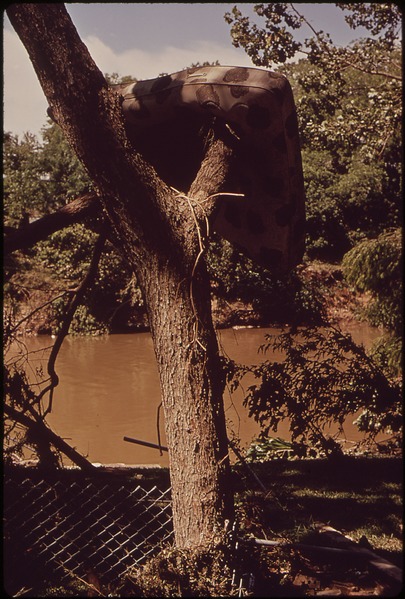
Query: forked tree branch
6 4 235 267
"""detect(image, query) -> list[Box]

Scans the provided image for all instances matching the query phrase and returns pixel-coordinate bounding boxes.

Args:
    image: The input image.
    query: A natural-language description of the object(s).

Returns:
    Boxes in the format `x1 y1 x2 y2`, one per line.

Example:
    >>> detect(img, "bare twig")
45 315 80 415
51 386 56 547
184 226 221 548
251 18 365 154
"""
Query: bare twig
8 291 71 336
38 231 107 415
290 3 334 53
340 60 402 81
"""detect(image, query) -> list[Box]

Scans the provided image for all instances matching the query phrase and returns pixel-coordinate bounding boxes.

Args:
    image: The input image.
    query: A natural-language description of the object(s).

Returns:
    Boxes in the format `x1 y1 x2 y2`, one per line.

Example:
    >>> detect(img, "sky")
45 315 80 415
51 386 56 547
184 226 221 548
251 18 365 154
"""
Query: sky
3 3 372 138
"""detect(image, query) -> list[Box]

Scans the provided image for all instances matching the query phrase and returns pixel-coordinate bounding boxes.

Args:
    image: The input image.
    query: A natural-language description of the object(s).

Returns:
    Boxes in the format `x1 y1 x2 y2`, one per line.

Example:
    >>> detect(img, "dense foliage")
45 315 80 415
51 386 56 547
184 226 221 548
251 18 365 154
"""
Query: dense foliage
4 126 90 225
3 121 142 335
342 228 402 375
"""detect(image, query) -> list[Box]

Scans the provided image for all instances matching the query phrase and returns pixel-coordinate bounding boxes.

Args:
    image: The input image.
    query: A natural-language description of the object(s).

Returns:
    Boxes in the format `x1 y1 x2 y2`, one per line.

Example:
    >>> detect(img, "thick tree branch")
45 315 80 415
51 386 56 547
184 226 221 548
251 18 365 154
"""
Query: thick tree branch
4 192 101 255
188 138 235 204
171 136 235 263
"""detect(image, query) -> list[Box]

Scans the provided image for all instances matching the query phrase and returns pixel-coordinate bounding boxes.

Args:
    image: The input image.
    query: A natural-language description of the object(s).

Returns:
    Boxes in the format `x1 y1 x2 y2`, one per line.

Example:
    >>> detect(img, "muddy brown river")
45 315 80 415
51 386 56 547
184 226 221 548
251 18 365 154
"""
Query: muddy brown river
10 323 383 466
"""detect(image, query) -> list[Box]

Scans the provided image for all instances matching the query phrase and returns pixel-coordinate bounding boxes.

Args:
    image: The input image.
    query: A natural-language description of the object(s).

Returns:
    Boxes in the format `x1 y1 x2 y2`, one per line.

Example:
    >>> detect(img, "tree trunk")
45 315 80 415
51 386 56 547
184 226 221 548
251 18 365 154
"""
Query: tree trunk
136 141 236 546
138 251 232 546
7 3 234 548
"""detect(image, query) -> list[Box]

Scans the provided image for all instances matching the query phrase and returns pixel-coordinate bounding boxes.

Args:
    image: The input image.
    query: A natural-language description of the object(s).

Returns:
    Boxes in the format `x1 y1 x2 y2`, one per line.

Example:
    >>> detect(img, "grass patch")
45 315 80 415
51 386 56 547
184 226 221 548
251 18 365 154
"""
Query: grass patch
233 456 403 556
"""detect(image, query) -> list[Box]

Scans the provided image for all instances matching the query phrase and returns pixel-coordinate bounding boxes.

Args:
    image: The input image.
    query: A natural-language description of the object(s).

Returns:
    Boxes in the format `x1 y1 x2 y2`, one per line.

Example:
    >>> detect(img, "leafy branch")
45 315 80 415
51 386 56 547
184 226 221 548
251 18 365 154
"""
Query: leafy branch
227 325 402 458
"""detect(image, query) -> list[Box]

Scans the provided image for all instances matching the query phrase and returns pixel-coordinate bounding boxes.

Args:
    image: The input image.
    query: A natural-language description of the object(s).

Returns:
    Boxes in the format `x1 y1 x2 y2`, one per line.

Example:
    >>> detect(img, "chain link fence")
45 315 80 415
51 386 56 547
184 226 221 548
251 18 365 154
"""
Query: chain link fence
3 465 173 593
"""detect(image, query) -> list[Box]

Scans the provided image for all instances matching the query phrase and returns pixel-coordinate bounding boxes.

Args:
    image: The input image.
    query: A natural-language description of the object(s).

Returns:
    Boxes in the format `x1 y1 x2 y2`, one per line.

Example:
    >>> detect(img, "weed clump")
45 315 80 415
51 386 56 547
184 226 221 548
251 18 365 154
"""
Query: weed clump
118 536 289 597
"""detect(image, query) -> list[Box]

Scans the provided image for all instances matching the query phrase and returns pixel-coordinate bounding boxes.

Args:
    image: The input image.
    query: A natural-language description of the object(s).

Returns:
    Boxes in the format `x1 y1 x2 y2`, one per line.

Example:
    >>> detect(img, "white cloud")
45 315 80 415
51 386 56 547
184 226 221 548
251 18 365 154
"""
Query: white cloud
4 29 255 138
84 35 254 81
3 29 50 139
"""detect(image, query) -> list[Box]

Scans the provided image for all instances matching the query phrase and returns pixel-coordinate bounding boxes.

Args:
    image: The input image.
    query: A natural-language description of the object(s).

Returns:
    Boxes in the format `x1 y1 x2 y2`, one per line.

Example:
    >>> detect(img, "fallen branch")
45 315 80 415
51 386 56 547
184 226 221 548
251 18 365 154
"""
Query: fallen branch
315 525 403 586
253 525 402 587
124 436 168 452
4 403 97 471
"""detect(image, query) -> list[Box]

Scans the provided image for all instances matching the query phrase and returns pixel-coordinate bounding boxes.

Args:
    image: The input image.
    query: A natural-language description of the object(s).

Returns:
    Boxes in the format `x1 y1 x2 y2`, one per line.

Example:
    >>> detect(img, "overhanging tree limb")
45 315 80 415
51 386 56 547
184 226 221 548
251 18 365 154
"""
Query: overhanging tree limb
4 192 101 255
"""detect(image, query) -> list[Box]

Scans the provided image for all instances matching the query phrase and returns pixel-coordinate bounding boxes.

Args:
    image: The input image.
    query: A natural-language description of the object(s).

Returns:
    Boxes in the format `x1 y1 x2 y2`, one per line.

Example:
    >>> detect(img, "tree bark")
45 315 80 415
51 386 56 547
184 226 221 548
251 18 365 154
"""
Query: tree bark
136 141 235 545
7 3 234 548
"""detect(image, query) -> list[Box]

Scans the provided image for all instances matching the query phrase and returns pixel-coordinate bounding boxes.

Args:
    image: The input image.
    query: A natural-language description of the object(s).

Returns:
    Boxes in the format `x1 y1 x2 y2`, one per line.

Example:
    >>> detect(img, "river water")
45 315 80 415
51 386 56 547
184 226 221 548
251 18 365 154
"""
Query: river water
10 323 383 467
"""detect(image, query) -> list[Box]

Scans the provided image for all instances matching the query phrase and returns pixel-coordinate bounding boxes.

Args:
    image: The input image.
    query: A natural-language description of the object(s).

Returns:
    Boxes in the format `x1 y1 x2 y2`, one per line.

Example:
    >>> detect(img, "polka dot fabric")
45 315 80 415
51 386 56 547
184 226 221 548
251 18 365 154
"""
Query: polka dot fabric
117 66 305 272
